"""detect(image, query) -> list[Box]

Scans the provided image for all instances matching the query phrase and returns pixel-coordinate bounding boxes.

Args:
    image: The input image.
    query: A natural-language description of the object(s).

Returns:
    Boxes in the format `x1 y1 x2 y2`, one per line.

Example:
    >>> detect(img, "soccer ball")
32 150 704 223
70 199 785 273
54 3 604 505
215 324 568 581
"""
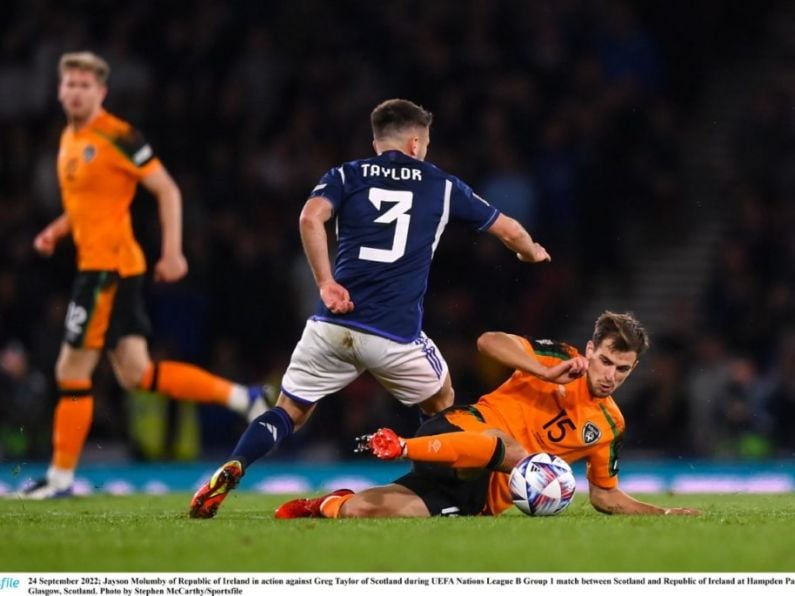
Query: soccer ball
509 452 576 516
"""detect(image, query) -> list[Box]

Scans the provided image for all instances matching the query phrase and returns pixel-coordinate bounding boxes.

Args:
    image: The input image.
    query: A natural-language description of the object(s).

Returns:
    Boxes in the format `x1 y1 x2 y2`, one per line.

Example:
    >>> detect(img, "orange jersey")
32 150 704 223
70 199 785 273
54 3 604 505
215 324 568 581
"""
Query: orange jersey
473 337 625 515
58 109 162 275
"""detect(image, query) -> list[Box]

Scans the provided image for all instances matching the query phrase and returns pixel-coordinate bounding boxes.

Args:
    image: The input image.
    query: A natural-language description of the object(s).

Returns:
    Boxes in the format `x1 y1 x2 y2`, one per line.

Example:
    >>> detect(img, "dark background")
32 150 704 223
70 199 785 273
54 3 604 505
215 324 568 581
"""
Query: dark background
0 0 793 463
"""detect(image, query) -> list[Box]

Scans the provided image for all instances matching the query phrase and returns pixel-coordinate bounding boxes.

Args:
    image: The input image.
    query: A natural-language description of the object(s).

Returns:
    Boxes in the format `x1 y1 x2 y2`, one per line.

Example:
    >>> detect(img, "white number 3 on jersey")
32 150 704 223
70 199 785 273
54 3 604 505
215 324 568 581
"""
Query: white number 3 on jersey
358 188 413 263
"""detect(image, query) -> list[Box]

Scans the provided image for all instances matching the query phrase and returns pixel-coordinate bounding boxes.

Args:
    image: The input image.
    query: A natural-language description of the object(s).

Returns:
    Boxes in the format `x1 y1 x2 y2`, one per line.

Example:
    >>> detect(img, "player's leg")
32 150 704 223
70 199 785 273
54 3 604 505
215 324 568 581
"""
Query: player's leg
21 344 100 499
224 319 365 470
364 330 453 417
411 408 525 472
189 395 318 519
417 371 453 415
23 344 102 498
364 426 525 472
107 275 271 421
309 467 490 519
363 427 504 468
20 272 114 499
190 320 362 518
333 484 430 518
274 484 429 519
360 407 514 470
379 416 495 518
275 409 497 519
224 392 315 468
483 429 527 472
109 336 270 422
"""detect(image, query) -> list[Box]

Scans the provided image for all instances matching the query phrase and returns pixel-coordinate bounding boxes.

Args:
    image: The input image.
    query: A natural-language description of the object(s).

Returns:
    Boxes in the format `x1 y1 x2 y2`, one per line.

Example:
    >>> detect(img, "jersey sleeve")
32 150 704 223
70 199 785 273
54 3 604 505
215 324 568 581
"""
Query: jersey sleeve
448 177 499 231
111 126 162 178
309 166 345 211
585 435 622 490
526 338 578 367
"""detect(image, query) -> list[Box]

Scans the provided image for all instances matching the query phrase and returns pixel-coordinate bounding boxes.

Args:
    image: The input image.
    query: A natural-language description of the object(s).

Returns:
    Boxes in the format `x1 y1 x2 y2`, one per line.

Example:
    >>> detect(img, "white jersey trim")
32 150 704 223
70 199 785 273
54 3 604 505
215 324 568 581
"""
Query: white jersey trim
431 179 452 254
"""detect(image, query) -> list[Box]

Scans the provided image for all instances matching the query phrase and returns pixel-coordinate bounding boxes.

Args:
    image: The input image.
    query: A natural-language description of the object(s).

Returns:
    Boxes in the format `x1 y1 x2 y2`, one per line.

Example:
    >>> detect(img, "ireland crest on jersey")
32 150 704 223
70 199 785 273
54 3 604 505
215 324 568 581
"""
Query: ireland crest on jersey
83 144 96 163
582 421 601 444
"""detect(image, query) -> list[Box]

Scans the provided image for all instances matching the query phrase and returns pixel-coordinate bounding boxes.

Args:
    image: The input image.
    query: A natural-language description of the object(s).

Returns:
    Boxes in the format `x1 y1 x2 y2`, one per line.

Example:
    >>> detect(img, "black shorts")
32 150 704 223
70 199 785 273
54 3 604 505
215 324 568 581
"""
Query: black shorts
393 406 494 517
63 271 151 350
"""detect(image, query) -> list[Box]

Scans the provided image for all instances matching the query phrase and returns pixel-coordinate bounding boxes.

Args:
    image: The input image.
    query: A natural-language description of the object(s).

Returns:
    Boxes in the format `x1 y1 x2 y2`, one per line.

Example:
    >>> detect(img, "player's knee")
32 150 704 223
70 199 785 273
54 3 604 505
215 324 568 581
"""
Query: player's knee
106 347 151 390
55 350 94 381
112 360 148 390
54 358 70 382
115 370 143 390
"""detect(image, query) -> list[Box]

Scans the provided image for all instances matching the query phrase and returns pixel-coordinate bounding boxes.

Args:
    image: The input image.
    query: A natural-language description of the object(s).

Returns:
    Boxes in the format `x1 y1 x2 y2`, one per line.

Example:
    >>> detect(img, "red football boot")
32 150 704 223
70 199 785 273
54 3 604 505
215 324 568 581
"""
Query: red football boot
274 489 354 519
354 428 405 460
189 460 244 519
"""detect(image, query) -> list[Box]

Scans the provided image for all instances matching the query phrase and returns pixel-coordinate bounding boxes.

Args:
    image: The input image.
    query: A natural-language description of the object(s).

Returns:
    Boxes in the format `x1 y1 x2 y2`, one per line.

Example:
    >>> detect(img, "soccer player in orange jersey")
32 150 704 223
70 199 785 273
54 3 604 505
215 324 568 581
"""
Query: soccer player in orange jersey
275 311 700 518
21 52 271 499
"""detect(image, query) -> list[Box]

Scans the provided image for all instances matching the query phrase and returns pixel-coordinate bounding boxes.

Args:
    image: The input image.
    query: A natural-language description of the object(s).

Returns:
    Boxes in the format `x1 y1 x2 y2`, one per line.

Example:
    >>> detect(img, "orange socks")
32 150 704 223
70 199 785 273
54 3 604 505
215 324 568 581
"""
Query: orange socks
404 432 503 469
138 361 233 405
52 380 93 470
320 494 354 519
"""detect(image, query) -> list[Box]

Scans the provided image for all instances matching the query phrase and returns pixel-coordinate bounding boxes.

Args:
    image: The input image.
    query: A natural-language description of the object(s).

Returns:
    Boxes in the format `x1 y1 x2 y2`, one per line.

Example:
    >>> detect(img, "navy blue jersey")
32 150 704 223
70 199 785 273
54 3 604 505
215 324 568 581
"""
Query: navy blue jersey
309 150 499 342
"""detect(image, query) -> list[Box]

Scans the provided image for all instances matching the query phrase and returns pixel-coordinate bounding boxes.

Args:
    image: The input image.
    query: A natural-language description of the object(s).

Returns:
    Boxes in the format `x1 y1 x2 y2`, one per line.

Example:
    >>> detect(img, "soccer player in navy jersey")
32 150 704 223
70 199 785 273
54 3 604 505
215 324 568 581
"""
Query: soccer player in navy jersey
189 98 550 518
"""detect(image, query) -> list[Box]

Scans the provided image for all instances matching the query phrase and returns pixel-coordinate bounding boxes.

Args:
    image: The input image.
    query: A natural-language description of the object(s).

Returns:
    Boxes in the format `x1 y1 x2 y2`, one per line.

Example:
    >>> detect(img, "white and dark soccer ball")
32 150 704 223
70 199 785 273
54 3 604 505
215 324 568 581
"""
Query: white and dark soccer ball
509 452 576 516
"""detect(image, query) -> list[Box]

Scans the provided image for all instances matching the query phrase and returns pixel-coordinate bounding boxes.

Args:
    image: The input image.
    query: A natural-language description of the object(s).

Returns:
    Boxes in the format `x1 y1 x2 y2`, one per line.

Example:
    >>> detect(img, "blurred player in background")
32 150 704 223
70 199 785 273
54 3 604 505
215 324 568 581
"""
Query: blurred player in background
275 311 701 518
190 98 551 518
20 52 271 500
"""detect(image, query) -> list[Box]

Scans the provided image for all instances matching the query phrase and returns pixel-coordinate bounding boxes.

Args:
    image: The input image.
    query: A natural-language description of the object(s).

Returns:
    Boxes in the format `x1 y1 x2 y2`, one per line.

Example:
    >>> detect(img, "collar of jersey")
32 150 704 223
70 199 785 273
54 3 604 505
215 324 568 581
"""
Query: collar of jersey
380 149 420 164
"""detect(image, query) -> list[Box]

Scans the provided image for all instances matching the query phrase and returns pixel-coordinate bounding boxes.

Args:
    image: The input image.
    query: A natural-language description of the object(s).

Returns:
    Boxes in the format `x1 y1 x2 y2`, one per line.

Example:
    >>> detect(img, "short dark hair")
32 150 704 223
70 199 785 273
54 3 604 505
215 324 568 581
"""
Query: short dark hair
371 99 433 140
592 311 650 356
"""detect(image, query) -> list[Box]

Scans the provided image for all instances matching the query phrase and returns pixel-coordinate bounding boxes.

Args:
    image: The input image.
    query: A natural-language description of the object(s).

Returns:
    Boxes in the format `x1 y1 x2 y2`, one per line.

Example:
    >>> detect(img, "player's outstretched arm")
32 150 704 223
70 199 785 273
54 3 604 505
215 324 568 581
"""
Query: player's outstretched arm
485 213 550 263
477 332 587 383
589 484 701 516
141 167 188 282
33 213 71 257
300 196 354 314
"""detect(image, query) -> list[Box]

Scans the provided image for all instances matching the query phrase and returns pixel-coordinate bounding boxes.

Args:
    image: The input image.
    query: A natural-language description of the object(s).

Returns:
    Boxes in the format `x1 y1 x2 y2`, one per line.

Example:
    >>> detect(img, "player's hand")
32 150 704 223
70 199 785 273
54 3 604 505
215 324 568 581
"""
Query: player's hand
154 253 188 282
33 228 57 257
541 356 588 384
320 281 354 314
664 507 702 516
517 242 551 263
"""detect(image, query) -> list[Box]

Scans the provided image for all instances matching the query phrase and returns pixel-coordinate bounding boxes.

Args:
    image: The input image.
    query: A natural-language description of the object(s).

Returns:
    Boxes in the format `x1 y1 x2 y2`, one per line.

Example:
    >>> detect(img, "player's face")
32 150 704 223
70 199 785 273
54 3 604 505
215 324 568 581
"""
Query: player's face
58 69 106 123
584 339 638 397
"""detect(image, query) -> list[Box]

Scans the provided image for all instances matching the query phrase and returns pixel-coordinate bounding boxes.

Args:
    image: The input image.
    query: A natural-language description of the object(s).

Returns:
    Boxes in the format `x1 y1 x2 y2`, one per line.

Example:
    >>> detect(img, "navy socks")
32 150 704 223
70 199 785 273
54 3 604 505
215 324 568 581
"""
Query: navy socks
231 407 294 468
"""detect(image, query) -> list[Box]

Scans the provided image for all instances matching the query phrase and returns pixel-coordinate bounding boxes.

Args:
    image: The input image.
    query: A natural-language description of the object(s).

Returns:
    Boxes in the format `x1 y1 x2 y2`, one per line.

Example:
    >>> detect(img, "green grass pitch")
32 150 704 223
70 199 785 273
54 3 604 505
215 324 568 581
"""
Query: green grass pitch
1 493 793 572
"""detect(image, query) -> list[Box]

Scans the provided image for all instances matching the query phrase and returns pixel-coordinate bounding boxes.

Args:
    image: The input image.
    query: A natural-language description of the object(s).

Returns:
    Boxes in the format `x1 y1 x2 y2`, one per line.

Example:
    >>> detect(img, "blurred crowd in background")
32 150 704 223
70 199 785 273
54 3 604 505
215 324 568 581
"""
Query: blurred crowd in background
0 0 792 463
